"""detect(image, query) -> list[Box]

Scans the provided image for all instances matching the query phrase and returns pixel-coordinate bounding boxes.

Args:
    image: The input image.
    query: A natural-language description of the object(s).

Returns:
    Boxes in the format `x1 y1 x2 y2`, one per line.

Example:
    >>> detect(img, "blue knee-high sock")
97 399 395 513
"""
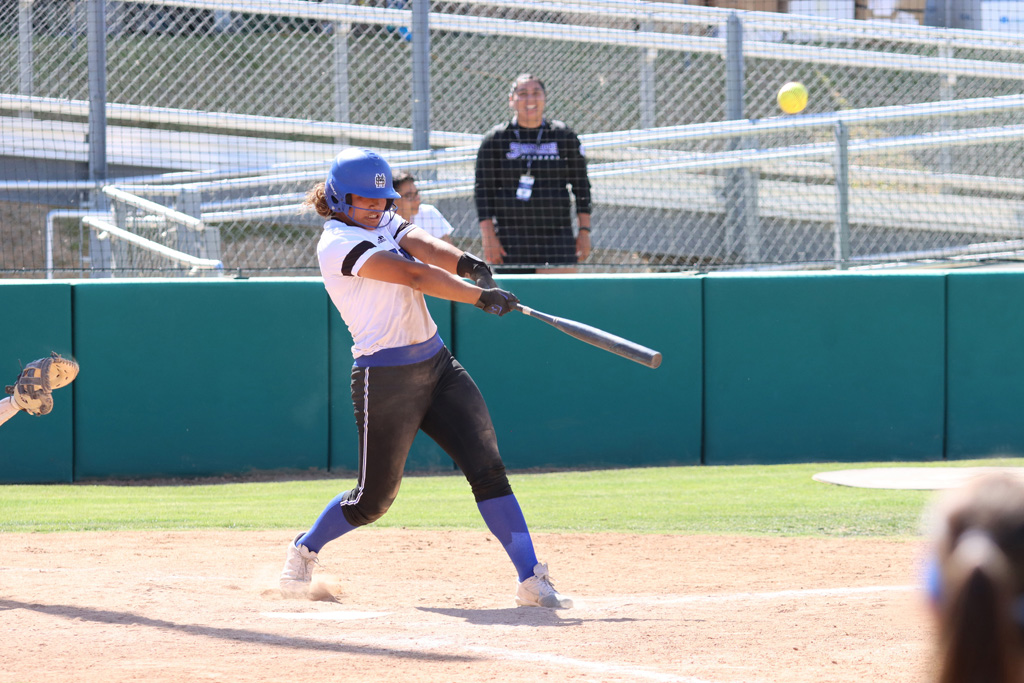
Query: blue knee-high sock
298 493 357 554
477 493 539 582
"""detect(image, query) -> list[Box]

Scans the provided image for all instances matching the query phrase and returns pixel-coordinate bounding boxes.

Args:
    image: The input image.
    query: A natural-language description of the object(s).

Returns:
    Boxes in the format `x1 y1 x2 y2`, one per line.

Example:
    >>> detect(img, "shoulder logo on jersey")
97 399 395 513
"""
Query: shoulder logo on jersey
374 173 386 188
374 232 414 261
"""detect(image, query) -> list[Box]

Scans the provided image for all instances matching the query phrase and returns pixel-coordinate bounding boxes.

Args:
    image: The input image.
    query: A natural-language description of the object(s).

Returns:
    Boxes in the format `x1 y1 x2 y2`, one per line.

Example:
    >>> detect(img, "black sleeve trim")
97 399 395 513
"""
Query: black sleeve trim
394 220 415 238
342 241 376 276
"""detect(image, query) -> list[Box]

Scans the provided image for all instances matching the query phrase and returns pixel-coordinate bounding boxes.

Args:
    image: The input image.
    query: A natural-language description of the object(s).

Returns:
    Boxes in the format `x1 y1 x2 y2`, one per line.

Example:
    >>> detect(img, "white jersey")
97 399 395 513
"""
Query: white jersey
318 214 437 359
411 204 454 240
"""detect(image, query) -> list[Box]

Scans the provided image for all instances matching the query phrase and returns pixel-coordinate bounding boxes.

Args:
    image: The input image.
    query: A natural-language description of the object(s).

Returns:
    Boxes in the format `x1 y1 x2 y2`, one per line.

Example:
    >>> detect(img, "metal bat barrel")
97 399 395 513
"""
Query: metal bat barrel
516 305 662 369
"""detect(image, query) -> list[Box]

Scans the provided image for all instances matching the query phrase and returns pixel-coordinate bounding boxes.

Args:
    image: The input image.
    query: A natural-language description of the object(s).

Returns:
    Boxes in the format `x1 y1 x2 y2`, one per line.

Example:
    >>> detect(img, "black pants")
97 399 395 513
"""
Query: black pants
339 346 512 527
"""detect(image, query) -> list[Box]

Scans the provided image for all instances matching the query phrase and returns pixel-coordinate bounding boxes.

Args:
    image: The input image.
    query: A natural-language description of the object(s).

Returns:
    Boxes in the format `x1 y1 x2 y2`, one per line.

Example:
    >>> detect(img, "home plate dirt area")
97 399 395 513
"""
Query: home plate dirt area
0 529 934 682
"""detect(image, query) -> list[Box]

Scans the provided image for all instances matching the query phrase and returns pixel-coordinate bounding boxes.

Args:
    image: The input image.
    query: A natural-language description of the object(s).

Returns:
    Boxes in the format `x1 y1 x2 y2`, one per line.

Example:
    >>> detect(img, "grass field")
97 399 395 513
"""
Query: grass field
3 457 1020 537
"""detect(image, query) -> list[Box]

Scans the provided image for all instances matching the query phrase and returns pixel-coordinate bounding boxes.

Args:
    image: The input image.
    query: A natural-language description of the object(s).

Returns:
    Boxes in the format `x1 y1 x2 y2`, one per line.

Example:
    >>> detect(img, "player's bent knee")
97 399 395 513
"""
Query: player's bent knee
346 506 388 526
345 497 395 526
467 462 513 502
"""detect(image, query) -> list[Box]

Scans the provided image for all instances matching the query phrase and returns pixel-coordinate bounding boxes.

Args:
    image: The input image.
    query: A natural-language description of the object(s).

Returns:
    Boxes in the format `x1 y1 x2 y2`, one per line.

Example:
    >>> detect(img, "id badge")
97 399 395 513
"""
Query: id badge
516 174 534 201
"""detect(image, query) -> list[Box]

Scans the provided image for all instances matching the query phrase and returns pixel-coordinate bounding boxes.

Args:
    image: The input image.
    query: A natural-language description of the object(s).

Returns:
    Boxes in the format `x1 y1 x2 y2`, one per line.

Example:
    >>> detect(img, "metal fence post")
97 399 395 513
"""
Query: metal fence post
939 42 954 178
85 0 109 277
18 0 33 118
834 121 851 269
176 189 201 258
87 195 118 278
177 189 220 276
639 17 657 129
330 0 351 145
725 14 743 123
724 13 759 263
86 0 106 183
111 197 131 275
87 227 114 277
411 0 431 152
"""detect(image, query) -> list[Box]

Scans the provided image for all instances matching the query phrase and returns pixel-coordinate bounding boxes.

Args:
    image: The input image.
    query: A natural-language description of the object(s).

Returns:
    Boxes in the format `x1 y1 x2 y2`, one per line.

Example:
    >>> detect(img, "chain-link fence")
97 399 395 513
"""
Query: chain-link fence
3 0 1024 277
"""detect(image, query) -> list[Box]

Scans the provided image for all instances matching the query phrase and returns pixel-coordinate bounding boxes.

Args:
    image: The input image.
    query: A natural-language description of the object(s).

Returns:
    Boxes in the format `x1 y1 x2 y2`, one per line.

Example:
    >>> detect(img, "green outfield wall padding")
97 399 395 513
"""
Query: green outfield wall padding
453 275 702 470
13 269 1024 482
0 282 74 483
946 271 1024 458
328 294 453 473
702 272 946 464
72 279 329 479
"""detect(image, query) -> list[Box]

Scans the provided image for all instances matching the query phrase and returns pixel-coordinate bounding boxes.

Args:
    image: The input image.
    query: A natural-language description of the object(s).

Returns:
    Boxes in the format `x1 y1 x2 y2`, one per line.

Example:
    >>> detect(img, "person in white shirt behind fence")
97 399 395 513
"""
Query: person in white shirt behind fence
392 170 454 244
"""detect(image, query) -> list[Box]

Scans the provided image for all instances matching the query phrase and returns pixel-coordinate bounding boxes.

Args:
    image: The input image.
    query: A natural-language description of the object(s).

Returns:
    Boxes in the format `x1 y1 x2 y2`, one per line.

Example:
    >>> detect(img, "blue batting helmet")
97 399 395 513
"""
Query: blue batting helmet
325 148 401 228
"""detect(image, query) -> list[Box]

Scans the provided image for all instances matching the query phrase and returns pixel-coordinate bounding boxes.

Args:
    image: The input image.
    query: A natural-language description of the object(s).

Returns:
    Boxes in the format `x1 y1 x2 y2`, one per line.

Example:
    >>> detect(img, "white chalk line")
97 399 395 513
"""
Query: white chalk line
0 566 918 601
581 584 917 609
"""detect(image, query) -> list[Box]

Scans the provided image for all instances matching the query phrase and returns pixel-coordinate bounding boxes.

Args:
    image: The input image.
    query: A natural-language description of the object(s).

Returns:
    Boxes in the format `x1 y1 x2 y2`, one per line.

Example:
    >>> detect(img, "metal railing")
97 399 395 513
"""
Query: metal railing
65 93 1023 273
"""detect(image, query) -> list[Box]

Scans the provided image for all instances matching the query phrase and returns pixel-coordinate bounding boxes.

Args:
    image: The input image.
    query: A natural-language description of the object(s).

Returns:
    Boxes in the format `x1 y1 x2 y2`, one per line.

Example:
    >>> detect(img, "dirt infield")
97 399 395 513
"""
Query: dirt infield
0 529 933 682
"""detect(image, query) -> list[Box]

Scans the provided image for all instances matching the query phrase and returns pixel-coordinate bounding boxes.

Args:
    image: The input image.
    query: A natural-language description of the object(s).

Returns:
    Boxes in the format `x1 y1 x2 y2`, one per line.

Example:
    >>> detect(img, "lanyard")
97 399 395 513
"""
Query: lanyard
512 118 545 174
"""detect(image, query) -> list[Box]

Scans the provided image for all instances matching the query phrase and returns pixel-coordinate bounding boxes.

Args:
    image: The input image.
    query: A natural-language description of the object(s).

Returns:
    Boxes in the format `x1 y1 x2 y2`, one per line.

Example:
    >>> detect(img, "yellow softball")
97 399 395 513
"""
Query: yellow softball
777 81 808 114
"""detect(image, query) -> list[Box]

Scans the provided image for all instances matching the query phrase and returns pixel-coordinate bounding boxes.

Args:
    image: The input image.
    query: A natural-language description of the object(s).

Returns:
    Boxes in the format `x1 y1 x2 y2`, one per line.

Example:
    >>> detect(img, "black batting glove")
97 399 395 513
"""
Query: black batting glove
475 288 519 317
457 252 497 289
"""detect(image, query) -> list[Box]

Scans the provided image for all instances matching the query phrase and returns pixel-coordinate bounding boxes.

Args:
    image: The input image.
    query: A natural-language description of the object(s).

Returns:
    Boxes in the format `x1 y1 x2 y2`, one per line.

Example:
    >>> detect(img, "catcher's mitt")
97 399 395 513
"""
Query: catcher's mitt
5 352 80 416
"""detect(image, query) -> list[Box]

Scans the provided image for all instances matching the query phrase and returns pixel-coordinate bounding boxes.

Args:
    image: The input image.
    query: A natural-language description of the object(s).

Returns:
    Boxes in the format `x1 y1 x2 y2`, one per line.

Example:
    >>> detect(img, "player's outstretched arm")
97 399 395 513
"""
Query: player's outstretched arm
397 228 463 274
359 250 482 305
399 228 498 287
0 397 20 427
397 227 497 286
358 251 516 316
397 230 499 289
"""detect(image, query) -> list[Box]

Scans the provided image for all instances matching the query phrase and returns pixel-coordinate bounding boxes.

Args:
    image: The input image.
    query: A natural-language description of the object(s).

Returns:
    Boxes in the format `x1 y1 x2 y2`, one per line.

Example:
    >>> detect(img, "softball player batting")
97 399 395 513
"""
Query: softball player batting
280 148 572 609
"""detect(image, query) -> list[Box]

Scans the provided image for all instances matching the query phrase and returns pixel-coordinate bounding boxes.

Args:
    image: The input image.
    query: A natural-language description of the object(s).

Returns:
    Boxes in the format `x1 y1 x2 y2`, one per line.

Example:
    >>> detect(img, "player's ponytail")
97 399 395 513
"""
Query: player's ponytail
302 182 333 219
936 531 1021 683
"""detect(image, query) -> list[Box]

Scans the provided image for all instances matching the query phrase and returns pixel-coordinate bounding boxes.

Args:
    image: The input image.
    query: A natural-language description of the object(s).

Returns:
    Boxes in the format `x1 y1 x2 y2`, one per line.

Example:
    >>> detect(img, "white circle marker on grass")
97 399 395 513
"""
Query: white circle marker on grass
813 466 1024 490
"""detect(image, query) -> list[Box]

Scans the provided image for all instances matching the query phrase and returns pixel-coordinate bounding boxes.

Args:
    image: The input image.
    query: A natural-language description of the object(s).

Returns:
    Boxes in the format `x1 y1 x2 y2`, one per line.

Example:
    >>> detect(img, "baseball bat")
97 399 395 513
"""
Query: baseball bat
514 304 662 369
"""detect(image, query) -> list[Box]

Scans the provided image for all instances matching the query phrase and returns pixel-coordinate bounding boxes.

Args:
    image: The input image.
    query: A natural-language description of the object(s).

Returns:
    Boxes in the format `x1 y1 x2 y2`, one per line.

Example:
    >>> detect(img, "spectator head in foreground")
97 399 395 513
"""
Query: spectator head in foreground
927 471 1024 683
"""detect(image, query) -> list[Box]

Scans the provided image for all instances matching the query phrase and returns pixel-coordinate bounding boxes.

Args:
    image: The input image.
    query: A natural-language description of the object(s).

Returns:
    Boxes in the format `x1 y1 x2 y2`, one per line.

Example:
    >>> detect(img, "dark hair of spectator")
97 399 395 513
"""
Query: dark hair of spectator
509 73 546 99
392 171 415 190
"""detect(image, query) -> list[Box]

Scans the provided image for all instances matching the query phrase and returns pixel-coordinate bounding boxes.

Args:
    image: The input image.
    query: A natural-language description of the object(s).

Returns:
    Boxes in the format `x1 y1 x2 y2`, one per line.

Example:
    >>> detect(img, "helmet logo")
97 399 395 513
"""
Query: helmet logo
374 173 386 189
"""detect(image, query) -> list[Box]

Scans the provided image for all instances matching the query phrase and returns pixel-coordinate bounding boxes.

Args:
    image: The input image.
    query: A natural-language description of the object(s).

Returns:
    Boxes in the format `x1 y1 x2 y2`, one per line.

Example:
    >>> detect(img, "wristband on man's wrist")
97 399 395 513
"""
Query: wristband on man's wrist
578 227 591 233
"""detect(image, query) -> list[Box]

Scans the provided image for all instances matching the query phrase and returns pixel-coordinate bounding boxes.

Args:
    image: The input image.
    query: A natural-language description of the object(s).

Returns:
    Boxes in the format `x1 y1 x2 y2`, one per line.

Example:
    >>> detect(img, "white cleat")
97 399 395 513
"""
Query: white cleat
280 534 318 598
515 562 573 609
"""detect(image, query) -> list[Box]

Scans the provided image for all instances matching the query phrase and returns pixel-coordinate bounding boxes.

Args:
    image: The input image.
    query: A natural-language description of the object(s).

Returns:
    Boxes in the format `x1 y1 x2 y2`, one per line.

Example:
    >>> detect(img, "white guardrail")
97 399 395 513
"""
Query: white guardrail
81 216 224 274
51 187 223 278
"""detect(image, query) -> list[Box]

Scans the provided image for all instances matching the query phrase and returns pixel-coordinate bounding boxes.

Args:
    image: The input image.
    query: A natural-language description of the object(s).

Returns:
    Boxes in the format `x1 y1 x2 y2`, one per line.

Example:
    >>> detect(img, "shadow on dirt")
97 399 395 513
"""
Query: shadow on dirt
0 598 476 662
